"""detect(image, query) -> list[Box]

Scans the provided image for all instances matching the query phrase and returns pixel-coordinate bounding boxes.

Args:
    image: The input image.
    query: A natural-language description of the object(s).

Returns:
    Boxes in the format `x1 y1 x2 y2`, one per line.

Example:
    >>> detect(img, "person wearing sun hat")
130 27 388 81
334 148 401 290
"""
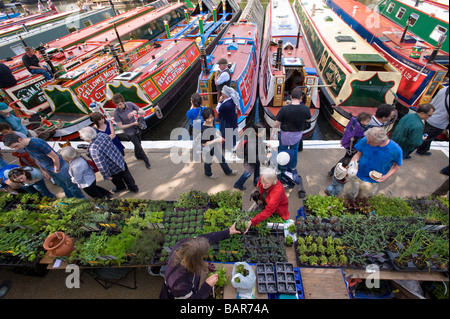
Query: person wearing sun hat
0 102 29 136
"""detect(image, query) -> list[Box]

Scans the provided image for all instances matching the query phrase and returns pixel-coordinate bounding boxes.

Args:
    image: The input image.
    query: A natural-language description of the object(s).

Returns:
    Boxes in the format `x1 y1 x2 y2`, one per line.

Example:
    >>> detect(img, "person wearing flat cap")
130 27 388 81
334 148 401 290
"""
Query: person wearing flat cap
215 58 231 96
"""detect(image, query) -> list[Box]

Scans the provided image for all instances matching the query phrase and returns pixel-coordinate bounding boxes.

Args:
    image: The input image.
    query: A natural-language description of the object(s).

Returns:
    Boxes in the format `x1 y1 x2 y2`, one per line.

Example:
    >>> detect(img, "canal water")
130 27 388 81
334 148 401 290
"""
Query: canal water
20 0 382 141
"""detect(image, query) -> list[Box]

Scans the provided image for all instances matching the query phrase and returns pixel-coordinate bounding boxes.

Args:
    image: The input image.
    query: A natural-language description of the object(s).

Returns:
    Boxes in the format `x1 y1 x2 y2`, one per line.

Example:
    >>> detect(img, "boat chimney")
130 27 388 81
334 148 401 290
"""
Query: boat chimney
18 34 27 47
296 27 301 49
39 47 56 76
213 6 217 23
414 0 420 7
200 46 209 75
400 17 412 43
164 20 170 39
276 40 283 70
232 34 235 43
199 16 204 35
312 4 316 17
428 34 447 64
185 9 189 23
113 23 125 52
109 46 124 74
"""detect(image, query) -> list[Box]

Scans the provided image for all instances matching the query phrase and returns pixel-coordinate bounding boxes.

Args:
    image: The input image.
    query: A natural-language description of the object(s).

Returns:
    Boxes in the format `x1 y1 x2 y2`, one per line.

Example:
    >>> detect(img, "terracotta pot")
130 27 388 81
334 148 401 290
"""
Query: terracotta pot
43 232 74 257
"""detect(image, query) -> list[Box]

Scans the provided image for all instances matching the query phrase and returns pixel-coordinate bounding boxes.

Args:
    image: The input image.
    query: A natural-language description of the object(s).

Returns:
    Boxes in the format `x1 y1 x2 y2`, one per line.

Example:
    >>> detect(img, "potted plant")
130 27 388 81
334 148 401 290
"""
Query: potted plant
285 235 294 247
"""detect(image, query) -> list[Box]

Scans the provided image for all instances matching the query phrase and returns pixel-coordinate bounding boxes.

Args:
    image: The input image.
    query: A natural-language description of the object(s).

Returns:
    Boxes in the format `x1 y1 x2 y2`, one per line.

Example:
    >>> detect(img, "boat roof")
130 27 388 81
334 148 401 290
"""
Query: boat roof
302 0 389 65
333 0 447 70
46 3 185 50
271 0 299 38
390 0 449 22
50 40 149 86
199 22 257 81
127 39 196 83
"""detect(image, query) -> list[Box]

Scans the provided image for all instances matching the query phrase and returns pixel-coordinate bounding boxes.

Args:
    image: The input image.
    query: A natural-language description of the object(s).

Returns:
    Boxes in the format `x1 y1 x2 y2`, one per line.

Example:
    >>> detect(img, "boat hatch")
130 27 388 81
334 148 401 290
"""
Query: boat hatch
335 36 356 42
344 53 392 72
282 57 304 67
113 72 141 81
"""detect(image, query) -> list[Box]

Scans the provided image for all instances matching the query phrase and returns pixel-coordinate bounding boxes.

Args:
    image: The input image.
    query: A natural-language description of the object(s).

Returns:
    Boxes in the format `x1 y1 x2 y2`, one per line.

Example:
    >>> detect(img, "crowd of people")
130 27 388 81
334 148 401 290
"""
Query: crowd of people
1 52 448 299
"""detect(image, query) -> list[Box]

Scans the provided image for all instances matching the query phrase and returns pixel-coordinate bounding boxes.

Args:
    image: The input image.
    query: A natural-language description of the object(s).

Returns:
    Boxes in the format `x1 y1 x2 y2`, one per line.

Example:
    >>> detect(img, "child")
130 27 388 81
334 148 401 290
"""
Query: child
200 107 237 179
325 157 351 196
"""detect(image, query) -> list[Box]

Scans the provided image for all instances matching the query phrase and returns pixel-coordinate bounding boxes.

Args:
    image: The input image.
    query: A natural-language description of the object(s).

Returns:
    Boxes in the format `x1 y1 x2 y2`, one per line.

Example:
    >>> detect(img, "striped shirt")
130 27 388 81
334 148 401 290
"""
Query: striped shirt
89 132 125 179
25 138 62 171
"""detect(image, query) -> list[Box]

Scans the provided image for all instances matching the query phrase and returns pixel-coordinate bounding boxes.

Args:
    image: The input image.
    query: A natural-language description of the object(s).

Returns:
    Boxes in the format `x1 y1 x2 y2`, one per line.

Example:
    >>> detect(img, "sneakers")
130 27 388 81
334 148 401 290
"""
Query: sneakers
145 162 151 169
298 189 306 198
229 170 238 176
234 185 246 191
207 174 218 179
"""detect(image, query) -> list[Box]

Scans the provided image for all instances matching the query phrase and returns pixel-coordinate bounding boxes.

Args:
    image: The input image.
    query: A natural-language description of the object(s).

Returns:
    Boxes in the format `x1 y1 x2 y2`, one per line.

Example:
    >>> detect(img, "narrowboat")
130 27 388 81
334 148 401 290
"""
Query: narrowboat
197 0 264 132
294 0 402 134
324 0 448 116
377 0 449 55
0 7 113 60
259 0 320 138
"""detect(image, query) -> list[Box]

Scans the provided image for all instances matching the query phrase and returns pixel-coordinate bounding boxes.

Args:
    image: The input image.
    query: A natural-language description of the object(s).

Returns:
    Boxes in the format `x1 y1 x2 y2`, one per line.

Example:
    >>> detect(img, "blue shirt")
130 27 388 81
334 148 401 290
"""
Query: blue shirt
355 137 402 183
89 132 125 179
25 138 63 172
186 106 205 129
0 112 28 136
0 164 19 186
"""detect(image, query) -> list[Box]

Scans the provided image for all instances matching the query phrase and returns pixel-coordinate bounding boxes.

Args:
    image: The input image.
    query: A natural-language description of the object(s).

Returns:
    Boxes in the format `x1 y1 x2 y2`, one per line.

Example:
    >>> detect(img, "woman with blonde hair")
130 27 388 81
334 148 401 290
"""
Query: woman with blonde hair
59 146 112 199
160 223 240 299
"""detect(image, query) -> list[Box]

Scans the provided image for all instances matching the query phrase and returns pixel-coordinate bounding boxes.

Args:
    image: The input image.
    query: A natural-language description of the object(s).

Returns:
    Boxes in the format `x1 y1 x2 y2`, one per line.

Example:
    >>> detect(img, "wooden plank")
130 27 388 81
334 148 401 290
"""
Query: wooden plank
301 268 350 299
342 268 449 282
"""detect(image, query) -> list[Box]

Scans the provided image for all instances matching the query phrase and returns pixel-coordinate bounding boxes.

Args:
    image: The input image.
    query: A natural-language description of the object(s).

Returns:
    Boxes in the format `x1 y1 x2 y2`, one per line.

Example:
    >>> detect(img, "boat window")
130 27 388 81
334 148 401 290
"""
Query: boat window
82 20 92 28
387 3 395 13
67 26 77 33
10 44 25 56
408 13 419 27
429 25 448 42
396 8 406 20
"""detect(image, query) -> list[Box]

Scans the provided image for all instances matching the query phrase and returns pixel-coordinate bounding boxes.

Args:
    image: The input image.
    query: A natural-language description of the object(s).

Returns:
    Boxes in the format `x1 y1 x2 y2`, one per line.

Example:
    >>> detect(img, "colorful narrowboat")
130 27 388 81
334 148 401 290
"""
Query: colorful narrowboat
324 0 448 116
197 0 264 132
294 0 402 134
259 0 320 138
377 0 449 55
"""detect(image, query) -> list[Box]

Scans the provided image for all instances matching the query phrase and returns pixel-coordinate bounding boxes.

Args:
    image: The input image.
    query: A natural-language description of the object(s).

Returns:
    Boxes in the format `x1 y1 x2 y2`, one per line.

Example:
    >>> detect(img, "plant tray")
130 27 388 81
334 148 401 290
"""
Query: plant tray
256 263 277 294
293 267 305 299
275 263 297 295
386 250 448 273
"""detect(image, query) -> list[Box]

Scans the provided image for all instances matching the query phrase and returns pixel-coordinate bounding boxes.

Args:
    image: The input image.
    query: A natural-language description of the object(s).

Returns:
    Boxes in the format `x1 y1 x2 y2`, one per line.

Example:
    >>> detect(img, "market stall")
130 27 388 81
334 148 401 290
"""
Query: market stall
0 190 448 299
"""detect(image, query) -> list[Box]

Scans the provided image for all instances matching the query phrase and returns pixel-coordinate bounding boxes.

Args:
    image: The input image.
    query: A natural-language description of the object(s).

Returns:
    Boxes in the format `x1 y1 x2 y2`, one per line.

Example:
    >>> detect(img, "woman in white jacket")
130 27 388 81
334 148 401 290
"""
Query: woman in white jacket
60 146 112 199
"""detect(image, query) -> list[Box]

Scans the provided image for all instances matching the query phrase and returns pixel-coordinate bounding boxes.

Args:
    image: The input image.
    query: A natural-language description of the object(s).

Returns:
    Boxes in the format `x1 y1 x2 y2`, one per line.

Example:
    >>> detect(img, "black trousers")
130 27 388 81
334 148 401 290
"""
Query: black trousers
416 122 444 154
83 180 112 199
111 163 138 192
127 132 150 164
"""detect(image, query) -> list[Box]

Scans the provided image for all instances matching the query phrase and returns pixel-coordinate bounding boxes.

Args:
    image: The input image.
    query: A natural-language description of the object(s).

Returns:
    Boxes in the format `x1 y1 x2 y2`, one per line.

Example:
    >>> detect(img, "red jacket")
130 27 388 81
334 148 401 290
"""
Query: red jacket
251 180 289 226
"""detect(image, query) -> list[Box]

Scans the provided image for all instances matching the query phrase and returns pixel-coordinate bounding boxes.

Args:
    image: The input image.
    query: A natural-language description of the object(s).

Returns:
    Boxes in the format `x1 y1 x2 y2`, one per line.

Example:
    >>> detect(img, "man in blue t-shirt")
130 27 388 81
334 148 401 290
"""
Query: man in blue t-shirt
342 127 402 199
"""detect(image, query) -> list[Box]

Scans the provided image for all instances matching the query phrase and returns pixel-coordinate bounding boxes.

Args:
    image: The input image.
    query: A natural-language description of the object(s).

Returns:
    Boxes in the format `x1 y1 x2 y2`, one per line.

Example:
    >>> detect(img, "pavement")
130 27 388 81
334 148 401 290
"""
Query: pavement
0 139 448 299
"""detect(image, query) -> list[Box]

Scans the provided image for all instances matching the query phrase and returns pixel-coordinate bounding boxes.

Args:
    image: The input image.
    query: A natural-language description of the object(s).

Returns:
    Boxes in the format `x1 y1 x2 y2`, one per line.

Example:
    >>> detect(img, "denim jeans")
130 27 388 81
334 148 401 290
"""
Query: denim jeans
234 162 260 189
204 148 232 176
30 65 53 80
48 161 85 199
326 177 345 196
278 140 300 170
30 178 56 198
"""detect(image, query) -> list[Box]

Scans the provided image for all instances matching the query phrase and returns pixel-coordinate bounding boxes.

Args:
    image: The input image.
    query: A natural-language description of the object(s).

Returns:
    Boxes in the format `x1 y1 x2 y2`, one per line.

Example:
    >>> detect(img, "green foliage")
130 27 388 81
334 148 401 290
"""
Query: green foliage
369 194 413 217
305 194 346 218
175 190 209 209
